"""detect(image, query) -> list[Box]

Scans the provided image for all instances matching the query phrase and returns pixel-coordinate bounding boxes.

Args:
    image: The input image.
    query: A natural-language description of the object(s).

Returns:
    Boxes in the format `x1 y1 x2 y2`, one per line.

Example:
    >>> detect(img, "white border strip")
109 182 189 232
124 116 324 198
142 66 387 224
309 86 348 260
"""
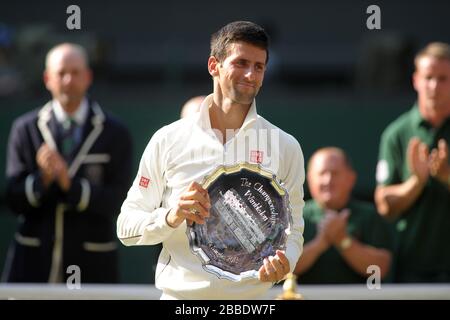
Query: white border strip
82 154 111 164
15 233 41 247
37 103 57 151
25 174 39 207
83 241 117 252
48 204 65 283
77 178 91 212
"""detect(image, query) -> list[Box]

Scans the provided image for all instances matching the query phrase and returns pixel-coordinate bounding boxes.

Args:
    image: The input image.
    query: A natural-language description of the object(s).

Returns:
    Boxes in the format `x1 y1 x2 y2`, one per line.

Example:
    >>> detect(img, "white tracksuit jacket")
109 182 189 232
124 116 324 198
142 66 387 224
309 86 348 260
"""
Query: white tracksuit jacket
117 94 305 299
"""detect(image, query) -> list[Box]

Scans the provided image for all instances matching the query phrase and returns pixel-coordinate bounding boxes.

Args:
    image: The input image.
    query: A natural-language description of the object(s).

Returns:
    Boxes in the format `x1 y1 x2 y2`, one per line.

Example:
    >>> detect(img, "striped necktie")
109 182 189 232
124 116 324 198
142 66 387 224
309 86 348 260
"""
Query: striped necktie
61 117 77 159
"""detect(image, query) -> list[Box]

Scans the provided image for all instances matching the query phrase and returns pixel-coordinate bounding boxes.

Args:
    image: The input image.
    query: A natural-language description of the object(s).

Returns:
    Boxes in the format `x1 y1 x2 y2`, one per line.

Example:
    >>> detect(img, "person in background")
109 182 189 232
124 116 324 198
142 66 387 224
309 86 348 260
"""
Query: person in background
2 43 133 283
295 147 393 284
375 42 450 283
180 95 206 118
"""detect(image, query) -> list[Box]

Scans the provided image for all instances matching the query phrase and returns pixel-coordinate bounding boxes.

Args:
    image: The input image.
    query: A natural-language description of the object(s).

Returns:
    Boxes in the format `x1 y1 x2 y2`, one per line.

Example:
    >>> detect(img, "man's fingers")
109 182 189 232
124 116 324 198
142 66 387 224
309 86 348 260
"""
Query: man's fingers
275 250 289 265
408 137 423 168
258 265 267 281
323 212 338 224
268 256 284 279
418 142 429 162
407 137 420 159
180 190 211 209
37 144 53 161
324 209 338 217
52 153 69 175
180 183 211 222
178 200 209 219
429 149 438 172
187 181 209 196
438 139 448 160
37 146 51 162
262 257 282 282
170 182 211 228
37 143 51 153
258 252 290 282
37 150 56 176
182 209 206 225
180 199 209 215
263 258 274 276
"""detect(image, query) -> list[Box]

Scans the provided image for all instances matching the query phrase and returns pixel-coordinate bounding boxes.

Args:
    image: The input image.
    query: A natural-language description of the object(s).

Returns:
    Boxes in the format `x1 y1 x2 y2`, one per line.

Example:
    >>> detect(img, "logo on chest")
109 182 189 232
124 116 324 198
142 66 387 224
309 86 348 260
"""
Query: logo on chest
139 176 151 188
250 150 264 164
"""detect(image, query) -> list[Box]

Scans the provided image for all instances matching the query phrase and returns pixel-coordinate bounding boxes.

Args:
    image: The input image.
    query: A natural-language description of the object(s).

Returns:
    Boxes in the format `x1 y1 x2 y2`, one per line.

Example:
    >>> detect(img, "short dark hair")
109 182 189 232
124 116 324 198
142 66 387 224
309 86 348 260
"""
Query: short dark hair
210 21 269 63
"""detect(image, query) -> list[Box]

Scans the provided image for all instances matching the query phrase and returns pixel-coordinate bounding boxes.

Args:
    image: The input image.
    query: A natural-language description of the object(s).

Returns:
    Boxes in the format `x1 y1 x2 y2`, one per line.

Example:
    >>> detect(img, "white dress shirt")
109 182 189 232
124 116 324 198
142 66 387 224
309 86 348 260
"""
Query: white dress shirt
117 94 305 299
52 98 89 144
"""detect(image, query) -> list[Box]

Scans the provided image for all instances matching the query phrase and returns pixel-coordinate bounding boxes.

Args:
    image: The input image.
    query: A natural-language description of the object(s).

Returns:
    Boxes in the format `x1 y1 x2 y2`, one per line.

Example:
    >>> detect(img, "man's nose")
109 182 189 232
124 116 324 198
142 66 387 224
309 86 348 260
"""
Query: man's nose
62 74 73 85
428 78 438 92
322 172 332 184
244 67 256 81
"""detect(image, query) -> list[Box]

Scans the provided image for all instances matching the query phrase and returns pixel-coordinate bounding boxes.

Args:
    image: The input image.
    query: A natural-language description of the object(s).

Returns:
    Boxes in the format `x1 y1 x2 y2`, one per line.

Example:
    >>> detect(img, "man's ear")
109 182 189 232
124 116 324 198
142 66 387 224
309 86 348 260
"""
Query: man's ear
85 68 93 87
348 169 357 190
412 72 419 92
43 70 51 91
208 56 219 77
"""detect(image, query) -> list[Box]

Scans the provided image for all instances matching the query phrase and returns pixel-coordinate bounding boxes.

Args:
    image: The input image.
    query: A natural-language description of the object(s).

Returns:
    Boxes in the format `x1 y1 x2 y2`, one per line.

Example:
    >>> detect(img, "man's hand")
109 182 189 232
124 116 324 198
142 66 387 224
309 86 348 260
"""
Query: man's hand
36 143 72 191
166 181 211 228
315 214 332 252
321 209 350 246
429 139 450 186
53 152 71 192
36 144 57 187
258 250 290 283
407 137 430 184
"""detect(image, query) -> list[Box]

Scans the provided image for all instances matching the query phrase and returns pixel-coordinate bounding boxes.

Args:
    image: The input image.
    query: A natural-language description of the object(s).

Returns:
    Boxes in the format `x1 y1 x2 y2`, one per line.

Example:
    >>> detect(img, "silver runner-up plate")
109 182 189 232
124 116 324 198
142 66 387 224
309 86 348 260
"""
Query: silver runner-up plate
187 163 292 281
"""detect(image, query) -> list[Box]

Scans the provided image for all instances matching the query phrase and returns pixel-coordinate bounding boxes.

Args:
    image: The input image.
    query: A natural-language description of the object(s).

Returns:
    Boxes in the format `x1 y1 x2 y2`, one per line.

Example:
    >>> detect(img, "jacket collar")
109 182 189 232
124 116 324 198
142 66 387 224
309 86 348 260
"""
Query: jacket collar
52 98 89 127
37 99 105 177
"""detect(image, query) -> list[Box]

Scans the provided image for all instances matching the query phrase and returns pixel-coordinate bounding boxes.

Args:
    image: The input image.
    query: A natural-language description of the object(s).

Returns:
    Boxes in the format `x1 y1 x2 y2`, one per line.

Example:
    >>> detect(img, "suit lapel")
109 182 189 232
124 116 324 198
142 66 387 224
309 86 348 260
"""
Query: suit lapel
37 101 59 151
37 100 105 178
68 100 105 178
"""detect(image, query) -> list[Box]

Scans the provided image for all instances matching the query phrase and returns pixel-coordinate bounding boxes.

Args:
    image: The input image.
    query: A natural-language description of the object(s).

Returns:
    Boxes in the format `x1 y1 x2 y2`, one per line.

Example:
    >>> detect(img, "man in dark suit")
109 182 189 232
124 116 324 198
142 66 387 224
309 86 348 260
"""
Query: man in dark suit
2 43 133 283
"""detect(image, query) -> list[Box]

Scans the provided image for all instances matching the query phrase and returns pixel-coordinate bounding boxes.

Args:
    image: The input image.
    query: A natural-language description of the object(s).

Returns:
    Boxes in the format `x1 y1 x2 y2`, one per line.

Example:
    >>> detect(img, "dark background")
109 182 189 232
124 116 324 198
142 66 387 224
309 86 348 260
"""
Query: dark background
0 0 449 283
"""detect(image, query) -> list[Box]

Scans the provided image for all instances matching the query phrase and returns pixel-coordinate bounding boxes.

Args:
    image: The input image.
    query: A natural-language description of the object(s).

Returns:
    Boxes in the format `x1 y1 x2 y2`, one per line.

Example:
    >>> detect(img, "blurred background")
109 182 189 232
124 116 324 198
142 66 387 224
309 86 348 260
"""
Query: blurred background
0 0 449 284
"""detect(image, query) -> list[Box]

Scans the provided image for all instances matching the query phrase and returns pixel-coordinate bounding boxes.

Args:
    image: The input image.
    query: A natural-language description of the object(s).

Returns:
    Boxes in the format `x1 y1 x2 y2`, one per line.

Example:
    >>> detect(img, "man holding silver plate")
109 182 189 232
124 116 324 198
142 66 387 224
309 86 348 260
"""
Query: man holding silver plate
117 21 305 299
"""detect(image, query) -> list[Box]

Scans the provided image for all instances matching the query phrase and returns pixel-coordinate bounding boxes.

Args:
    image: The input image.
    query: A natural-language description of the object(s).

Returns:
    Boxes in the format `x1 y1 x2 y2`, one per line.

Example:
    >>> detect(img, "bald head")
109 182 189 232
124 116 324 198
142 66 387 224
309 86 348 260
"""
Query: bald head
180 95 206 118
44 43 92 114
307 147 352 172
307 147 356 210
45 43 89 71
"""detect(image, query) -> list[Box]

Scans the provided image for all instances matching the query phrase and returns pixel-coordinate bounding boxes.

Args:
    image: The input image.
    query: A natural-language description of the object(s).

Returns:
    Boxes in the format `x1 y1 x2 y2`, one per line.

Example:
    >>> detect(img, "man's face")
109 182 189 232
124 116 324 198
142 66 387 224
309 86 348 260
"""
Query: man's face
413 56 450 118
214 41 266 105
44 49 92 111
307 152 355 210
